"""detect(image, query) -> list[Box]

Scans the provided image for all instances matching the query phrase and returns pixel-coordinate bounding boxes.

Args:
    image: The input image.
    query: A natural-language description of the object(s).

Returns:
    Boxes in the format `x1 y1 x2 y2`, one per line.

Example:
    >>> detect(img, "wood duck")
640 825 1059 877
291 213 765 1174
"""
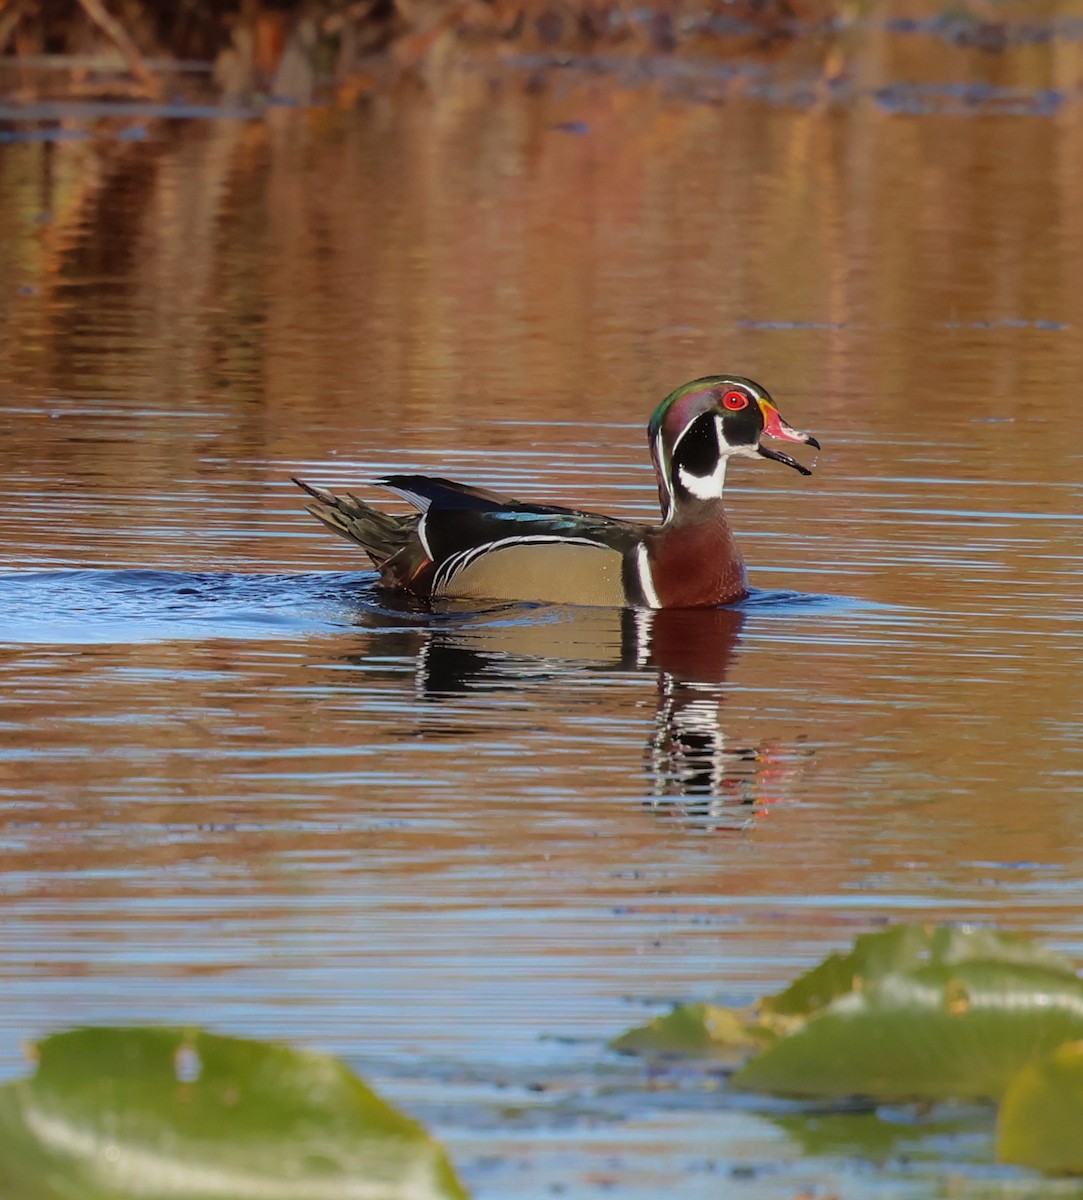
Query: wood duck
294 375 819 609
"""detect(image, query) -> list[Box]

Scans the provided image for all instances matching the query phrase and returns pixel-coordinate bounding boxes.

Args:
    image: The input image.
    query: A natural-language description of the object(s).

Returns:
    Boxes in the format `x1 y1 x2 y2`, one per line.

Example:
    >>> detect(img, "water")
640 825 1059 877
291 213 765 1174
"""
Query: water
2 44 1083 1196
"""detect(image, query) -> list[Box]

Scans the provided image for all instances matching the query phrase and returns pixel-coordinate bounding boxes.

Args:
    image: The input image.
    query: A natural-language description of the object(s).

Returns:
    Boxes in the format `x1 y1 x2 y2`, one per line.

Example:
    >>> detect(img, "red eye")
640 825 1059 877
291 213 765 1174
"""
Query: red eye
722 390 749 411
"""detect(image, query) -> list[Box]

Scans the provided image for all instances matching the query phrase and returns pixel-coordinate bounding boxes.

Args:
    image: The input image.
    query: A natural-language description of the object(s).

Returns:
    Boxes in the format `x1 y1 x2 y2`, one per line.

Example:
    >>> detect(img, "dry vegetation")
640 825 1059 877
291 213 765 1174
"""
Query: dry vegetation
0 0 842 100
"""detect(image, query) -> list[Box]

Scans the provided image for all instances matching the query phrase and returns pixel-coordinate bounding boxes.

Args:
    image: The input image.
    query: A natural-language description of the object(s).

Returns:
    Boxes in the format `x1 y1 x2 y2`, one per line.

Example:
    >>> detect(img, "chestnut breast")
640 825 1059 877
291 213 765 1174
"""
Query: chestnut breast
646 506 748 609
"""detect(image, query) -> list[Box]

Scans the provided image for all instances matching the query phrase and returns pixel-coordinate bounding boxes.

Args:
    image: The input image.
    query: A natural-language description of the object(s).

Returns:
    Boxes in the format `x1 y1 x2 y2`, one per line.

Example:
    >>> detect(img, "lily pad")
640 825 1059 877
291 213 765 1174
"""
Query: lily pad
0 1026 468 1200
733 962 1083 1102
771 1104 995 1161
998 1038 1083 1174
610 1002 776 1061
764 924 1078 1018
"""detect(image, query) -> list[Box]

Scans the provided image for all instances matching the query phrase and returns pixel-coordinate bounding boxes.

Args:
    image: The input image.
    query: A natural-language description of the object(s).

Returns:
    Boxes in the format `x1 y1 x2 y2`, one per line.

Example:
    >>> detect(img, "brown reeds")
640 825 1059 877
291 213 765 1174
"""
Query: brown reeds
0 0 838 101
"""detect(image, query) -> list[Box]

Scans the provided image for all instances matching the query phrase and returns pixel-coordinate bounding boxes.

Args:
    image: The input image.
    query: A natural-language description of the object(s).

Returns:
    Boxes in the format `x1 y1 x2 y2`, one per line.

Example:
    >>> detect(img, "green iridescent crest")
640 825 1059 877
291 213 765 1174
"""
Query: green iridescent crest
647 374 769 443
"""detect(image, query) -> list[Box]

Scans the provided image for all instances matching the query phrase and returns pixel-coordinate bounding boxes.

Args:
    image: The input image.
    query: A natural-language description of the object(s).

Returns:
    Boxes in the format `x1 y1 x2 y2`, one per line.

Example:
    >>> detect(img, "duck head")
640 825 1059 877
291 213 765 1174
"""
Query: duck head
648 375 819 520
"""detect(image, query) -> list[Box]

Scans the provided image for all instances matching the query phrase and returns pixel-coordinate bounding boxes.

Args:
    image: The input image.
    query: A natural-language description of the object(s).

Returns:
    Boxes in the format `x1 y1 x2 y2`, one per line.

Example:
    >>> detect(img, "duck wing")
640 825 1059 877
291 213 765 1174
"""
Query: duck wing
379 474 600 520
378 474 517 513
414 506 643 604
297 474 643 605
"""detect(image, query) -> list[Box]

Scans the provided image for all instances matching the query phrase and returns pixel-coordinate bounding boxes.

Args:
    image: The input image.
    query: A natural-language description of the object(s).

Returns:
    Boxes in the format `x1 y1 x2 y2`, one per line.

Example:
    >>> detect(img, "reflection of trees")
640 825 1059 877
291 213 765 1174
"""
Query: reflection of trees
1 80 1080 567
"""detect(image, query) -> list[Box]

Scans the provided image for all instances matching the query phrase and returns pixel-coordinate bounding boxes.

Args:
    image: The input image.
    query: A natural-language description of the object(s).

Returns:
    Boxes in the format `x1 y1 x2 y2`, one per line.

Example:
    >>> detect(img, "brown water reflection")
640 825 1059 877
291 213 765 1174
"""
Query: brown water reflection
1 75 1083 1197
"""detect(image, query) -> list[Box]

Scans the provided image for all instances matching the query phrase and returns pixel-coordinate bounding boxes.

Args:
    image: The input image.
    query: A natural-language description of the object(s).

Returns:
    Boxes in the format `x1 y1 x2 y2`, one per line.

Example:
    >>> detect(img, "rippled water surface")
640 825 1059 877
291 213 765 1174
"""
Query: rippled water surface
2 60 1083 1196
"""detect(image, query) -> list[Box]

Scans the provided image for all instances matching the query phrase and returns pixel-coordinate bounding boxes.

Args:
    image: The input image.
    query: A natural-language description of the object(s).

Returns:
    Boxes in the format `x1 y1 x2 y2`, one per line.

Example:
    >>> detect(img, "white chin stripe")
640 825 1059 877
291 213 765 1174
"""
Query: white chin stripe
654 429 674 521
677 455 727 501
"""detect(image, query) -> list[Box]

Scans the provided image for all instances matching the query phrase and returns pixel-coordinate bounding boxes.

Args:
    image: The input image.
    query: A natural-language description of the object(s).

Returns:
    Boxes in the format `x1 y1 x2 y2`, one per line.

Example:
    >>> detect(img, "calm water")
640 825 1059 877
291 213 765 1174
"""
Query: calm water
2 47 1083 1197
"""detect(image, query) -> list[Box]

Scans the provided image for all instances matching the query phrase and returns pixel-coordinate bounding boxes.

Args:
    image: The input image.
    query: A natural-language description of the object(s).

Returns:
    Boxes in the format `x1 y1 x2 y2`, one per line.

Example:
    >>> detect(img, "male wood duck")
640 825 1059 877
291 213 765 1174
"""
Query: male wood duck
294 375 819 609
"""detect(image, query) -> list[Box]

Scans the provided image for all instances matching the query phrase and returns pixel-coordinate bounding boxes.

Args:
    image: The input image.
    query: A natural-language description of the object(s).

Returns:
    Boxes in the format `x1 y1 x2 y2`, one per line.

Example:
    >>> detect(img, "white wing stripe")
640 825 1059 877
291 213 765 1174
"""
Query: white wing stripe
417 512 433 561
382 483 433 512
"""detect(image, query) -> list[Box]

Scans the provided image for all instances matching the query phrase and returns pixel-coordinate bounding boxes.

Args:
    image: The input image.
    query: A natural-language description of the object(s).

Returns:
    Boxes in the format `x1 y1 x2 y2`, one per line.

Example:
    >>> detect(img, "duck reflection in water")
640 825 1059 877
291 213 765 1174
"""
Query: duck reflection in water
346 599 811 831
644 607 782 826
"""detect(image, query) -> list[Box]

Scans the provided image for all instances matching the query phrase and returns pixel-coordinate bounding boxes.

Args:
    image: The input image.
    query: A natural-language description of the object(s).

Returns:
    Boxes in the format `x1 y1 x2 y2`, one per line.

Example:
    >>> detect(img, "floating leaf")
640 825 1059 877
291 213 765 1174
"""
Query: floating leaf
0 1026 468 1200
770 1104 989 1160
998 1038 1083 1173
734 962 1083 1102
765 924 1078 1018
610 1002 776 1061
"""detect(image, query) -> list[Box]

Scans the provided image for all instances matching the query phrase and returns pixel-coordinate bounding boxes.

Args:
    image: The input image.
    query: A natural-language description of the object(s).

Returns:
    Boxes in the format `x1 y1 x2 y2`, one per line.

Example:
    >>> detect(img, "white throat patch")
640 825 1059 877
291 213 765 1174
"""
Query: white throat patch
675 415 728 501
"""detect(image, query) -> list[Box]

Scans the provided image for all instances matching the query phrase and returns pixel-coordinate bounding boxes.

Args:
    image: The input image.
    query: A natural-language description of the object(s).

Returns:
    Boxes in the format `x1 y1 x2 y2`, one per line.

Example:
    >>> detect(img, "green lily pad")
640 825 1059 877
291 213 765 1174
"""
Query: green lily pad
765 924 1078 1018
998 1038 1083 1174
733 962 1083 1102
0 1026 468 1200
610 1002 776 1061
770 1104 991 1161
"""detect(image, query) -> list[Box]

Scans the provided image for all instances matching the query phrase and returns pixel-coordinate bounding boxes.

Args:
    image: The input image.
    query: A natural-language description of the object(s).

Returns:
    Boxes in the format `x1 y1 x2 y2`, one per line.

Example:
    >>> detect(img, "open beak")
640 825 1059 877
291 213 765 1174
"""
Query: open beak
756 400 820 476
